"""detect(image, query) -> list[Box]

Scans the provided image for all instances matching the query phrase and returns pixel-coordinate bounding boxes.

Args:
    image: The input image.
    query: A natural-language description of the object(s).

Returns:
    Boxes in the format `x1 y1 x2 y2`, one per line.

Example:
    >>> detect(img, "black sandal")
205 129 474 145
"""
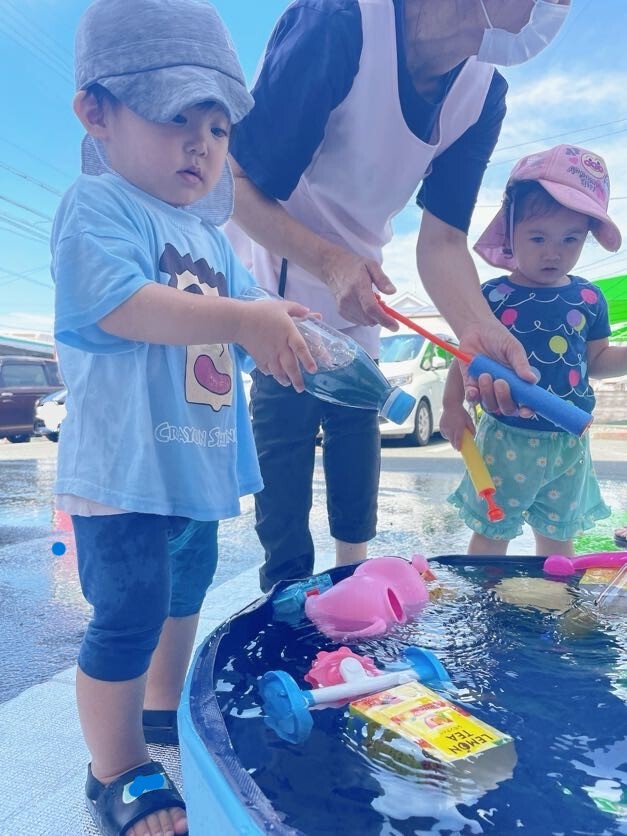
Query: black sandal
86 759 187 835
614 528 627 549
143 709 179 745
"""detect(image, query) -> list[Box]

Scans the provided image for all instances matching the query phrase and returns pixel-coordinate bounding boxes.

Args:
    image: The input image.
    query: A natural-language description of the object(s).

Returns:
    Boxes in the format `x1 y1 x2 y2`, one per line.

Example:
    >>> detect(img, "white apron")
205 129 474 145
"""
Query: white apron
231 0 494 355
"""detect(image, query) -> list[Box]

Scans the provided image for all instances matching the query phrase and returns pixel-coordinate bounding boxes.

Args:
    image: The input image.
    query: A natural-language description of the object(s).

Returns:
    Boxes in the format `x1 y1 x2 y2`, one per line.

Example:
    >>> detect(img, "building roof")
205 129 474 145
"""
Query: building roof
388 291 439 317
0 331 54 358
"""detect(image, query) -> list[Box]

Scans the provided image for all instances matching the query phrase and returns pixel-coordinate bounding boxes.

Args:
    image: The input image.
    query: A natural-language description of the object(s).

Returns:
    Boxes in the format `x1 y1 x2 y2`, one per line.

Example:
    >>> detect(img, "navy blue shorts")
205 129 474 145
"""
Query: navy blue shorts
72 513 218 682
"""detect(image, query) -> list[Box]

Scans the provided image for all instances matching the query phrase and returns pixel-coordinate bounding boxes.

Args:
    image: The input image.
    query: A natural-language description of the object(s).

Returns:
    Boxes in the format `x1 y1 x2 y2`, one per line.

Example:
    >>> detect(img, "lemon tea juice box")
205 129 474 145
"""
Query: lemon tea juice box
349 681 513 766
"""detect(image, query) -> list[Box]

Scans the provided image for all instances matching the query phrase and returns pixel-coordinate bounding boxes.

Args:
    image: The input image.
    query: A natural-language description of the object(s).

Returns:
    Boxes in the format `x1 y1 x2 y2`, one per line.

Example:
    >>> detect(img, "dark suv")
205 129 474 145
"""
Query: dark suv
0 356 63 443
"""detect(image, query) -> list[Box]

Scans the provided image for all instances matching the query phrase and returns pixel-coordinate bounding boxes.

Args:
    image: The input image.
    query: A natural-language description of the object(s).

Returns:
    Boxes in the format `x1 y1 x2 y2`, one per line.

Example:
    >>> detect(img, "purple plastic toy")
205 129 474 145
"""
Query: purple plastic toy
304 555 431 640
543 551 627 577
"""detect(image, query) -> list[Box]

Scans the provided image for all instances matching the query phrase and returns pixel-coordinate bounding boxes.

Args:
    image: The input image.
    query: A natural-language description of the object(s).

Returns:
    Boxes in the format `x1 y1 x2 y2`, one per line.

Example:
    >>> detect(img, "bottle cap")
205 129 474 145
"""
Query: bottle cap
272 574 334 621
380 388 416 424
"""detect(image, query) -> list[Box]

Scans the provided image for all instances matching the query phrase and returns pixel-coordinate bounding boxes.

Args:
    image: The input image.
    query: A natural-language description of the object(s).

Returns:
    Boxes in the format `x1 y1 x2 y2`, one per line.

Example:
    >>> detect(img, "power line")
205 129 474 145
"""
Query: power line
0 262 50 281
0 264 53 290
0 161 63 197
0 194 53 222
5 0 72 69
578 247 627 271
0 134 74 183
0 14 73 85
0 224 49 246
0 212 50 244
587 267 627 280
1 207 53 236
494 116 627 153
488 127 627 169
405 124 627 212
477 195 627 210
0 209 50 236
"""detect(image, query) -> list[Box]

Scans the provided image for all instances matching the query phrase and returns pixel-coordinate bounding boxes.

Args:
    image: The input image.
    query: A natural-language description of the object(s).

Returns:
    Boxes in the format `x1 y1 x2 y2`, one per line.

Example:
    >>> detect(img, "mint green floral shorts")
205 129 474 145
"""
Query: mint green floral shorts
448 413 610 542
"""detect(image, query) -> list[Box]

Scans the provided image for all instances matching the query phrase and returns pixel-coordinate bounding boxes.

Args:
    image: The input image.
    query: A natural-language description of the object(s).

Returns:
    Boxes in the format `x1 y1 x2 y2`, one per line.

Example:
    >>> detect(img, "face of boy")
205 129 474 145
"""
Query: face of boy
102 102 231 206
511 205 589 288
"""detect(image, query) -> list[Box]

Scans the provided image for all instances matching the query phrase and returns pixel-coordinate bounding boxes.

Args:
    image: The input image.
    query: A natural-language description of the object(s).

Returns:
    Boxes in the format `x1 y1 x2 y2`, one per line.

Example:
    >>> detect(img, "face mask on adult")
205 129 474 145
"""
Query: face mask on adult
477 0 570 66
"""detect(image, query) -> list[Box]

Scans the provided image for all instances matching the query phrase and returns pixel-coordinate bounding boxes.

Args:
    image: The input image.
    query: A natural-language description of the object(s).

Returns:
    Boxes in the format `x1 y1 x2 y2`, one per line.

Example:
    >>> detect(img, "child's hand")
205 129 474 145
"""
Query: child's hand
237 299 317 391
439 405 475 451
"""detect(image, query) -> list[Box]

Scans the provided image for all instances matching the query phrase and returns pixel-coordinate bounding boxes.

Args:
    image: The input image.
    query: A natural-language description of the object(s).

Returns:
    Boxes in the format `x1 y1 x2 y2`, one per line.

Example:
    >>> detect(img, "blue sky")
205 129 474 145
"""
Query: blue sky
1 0 625 333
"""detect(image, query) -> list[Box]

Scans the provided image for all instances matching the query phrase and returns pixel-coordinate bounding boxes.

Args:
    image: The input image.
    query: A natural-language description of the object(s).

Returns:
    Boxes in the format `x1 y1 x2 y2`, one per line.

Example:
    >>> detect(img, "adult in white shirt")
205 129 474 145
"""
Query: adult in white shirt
229 0 572 591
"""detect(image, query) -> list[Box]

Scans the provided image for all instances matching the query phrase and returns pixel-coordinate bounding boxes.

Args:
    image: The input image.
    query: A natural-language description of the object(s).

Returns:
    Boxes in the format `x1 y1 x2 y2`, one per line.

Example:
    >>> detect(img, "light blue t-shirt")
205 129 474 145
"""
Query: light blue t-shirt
52 173 262 520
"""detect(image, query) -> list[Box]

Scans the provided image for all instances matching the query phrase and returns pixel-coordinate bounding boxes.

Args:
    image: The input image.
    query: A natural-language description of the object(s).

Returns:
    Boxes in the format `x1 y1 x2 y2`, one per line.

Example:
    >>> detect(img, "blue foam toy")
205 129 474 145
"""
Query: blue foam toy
468 355 592 436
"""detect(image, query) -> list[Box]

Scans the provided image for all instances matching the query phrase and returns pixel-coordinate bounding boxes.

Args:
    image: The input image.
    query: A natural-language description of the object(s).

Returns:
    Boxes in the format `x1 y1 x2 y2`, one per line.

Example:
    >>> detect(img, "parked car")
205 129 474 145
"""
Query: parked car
0 356 63 443
378 328 457 445
34 387 67 442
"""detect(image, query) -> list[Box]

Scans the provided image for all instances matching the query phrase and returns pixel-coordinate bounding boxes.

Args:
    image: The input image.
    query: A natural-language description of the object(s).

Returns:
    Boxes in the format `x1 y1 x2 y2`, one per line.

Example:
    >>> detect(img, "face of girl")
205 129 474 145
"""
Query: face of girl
511 205 589 288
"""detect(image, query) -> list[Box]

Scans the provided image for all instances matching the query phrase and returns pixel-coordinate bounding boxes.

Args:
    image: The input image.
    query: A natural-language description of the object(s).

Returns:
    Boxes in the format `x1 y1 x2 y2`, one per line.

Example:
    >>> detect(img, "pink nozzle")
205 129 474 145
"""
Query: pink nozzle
543 551 627 576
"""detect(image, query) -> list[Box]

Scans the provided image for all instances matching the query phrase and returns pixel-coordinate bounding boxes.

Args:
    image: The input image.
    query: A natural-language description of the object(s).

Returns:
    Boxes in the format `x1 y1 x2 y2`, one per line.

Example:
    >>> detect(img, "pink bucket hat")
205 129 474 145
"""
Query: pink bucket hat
474 144 622 269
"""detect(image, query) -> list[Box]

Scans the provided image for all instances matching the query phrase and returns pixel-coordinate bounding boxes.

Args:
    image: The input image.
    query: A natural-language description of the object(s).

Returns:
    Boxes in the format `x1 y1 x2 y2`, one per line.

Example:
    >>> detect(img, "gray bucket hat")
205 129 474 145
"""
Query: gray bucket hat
76 0 254 225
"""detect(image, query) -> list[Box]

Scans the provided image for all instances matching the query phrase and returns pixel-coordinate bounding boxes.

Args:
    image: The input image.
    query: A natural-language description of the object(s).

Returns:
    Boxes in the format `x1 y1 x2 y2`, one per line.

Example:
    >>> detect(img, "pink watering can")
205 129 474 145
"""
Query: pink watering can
304 555 431 640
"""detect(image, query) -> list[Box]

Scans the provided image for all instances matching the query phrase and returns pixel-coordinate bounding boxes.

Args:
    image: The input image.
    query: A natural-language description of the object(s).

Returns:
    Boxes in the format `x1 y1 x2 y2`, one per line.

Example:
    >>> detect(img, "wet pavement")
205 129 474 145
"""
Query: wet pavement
1 434 626 705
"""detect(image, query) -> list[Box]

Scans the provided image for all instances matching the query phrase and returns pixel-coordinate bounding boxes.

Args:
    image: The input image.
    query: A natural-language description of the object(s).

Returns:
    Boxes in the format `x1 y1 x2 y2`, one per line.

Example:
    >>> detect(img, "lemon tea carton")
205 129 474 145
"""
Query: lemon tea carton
349 681 516 792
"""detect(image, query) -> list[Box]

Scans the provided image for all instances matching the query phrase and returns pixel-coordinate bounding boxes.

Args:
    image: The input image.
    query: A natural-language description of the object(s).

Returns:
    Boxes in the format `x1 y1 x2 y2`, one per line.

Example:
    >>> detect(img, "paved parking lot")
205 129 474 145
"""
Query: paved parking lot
1 432 626 704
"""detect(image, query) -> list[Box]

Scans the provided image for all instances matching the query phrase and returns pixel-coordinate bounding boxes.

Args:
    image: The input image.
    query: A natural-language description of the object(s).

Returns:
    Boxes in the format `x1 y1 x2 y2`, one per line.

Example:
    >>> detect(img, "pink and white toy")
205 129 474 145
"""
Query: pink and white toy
304 647 379 688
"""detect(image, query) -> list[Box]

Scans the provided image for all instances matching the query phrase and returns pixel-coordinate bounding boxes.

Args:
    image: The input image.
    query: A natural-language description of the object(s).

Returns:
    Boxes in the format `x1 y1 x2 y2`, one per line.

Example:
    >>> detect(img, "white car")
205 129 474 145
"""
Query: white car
33 388 67 442
378 329 457 445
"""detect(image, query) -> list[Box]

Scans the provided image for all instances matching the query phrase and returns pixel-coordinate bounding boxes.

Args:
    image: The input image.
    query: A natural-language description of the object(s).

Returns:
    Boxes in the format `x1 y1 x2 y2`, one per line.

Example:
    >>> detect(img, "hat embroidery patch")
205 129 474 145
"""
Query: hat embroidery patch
581 152 606 179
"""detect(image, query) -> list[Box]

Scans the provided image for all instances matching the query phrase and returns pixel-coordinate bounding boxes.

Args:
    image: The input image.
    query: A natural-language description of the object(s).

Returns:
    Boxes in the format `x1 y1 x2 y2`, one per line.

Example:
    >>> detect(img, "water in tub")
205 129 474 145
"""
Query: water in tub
216 559 627 835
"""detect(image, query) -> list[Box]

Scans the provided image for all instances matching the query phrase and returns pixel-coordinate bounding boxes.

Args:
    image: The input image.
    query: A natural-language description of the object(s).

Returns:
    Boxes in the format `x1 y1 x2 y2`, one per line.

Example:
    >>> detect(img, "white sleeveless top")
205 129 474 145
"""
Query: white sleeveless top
235 0 494 355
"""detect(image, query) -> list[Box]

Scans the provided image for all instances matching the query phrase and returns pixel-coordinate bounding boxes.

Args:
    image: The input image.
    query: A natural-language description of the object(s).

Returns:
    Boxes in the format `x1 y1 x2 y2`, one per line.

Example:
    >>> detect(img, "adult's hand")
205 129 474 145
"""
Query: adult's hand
321 246 399 329
232 158 398 330
458 319 537 418
416 214 538 418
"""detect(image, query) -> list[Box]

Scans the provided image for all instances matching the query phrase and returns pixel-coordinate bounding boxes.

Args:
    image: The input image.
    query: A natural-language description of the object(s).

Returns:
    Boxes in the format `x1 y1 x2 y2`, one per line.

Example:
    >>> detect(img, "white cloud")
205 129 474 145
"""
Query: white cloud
2 312 54 333
383 70 627 304
504 72 627 119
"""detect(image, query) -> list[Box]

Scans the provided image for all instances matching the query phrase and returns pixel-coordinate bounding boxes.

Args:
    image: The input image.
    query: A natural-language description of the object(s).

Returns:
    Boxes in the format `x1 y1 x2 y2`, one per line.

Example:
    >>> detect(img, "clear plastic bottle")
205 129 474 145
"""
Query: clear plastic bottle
239 287 415 424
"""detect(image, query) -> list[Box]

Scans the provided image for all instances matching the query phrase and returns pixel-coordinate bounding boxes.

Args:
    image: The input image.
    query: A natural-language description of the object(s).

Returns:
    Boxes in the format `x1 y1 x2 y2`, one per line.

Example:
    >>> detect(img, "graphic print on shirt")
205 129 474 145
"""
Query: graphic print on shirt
160 243 233 412
481 276 610 432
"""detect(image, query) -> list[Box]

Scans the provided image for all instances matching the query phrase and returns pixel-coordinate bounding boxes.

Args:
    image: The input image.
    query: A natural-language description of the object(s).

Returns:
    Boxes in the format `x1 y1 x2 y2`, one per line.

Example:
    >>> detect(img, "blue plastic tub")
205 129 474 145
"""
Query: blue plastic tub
179 556 627 835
